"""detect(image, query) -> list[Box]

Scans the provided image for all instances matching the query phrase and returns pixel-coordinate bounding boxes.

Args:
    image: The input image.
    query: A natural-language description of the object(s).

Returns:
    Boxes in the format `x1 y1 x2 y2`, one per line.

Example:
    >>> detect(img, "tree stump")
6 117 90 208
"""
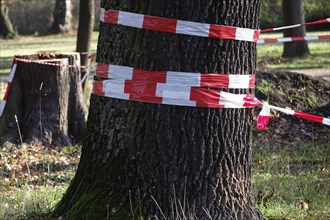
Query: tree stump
0 52 87 146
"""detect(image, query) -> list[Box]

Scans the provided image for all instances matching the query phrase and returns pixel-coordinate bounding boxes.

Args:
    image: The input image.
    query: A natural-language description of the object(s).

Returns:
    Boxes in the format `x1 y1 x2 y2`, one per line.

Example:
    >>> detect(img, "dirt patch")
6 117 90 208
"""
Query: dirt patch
281 68 330 81
254 68 330 145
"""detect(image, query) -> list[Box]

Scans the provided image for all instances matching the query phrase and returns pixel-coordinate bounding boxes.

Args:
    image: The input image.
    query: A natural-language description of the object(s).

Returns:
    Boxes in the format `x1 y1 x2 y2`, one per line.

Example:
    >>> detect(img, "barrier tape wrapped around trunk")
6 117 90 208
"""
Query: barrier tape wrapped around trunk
1 57 329 129
94 63 258 108
92 63 330 128
96 63 256 89
100 8 260 42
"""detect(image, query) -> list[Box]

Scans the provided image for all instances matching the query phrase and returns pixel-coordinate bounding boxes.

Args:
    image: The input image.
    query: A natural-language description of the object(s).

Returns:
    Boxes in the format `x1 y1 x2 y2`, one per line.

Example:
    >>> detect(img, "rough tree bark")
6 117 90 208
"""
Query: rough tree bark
54 0 265 219
49 0 73 34
0 0 16 38
282 0 310 57
0 52 87 146
76 0 95 89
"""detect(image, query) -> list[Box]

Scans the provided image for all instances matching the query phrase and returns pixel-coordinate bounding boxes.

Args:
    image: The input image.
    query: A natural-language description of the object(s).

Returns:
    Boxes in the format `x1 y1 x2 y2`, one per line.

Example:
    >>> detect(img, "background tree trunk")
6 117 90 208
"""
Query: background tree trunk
76 0 95 89
0 52 87 146
49 0 73 34
282 0 310 57
54 0 264 219
0 0 16 38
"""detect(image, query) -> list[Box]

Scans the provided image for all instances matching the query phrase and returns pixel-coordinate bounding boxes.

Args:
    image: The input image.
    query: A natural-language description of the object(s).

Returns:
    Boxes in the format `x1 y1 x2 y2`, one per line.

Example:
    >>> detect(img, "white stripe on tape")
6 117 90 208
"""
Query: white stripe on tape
176 20 210 38
118 11 144 29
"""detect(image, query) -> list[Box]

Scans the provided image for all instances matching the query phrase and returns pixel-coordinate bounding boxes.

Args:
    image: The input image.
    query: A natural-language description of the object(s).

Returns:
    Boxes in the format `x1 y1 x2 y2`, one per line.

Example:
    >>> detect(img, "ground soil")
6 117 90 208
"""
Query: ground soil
254 68 330 146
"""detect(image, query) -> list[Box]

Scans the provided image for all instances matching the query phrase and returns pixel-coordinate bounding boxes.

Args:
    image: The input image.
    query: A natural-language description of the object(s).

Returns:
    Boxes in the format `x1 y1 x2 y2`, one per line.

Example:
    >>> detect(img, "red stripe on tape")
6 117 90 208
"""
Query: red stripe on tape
96 63 110 78
319 35 330 40
104 9 119 24
209 25 237 40
263 38 279 43
253 30 260 42
243 94 261 107
249 75 255 88
291 36 306 41
200 74 229 88
190 88 223 108
93 81 105 96
293 111 324 124
3 82 11 101
132 69 167 83
143 15 177 33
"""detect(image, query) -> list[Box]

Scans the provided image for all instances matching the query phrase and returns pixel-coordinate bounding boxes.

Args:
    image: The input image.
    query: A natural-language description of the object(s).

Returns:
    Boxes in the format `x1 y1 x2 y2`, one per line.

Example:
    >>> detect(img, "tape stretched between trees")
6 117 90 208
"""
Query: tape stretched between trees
257 102 330 130
257 35 330 44
100 8 260 42
261 18 330 33
14 58 94 70
0 58 17 117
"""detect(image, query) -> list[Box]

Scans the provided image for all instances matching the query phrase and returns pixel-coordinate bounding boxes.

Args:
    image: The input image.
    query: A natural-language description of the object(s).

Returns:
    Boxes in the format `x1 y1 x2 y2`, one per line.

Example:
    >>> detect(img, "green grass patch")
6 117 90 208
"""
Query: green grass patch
0 32 99 75
0 144 80 219
253 141 330 219
0 185 67 219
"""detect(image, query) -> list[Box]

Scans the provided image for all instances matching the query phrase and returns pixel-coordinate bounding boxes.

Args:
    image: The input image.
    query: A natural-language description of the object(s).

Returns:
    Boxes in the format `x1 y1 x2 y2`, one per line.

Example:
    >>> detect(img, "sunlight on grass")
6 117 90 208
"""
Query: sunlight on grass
252 141 330 220
258 31 330 70
0 32 99 75
0 144 80 219
0 185 68 219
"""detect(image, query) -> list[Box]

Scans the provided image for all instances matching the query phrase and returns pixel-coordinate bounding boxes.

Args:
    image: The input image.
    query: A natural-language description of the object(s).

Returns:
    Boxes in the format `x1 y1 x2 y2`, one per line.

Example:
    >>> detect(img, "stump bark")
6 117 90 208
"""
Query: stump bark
0 52 87 146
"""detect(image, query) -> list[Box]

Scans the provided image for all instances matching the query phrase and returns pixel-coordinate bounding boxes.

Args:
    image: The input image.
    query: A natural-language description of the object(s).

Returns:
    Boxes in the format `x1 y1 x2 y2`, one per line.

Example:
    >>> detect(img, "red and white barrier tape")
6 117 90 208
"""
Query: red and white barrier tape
94 62 258 108
100 8 260 42
257 102 330 130
261 18 330 33
2 54 329 128
81 52 96 83
0 58 17 117
93 80 260 108
14 58 95 70
257 35 330 44
80 52 95 55
96 63 255 89
93 80 330 128
94 63 329 127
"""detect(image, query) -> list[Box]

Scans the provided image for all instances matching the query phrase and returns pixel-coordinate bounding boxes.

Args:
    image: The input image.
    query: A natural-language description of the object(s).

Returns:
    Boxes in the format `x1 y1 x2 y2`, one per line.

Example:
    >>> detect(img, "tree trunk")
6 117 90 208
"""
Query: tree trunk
76 0 95 89
282 0 310 57
0 0 16 38
54 0 265 219
0 52 87 146
49 0 73 34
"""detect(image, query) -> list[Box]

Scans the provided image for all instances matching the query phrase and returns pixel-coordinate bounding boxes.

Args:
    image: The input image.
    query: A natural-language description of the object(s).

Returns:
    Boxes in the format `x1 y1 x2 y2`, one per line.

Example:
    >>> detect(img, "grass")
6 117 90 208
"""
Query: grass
0 32 99 75
1 140 328 219
0 31 329 75
252 140 330 220
0 31 330 219
258 31 330 70
0 144 80 219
